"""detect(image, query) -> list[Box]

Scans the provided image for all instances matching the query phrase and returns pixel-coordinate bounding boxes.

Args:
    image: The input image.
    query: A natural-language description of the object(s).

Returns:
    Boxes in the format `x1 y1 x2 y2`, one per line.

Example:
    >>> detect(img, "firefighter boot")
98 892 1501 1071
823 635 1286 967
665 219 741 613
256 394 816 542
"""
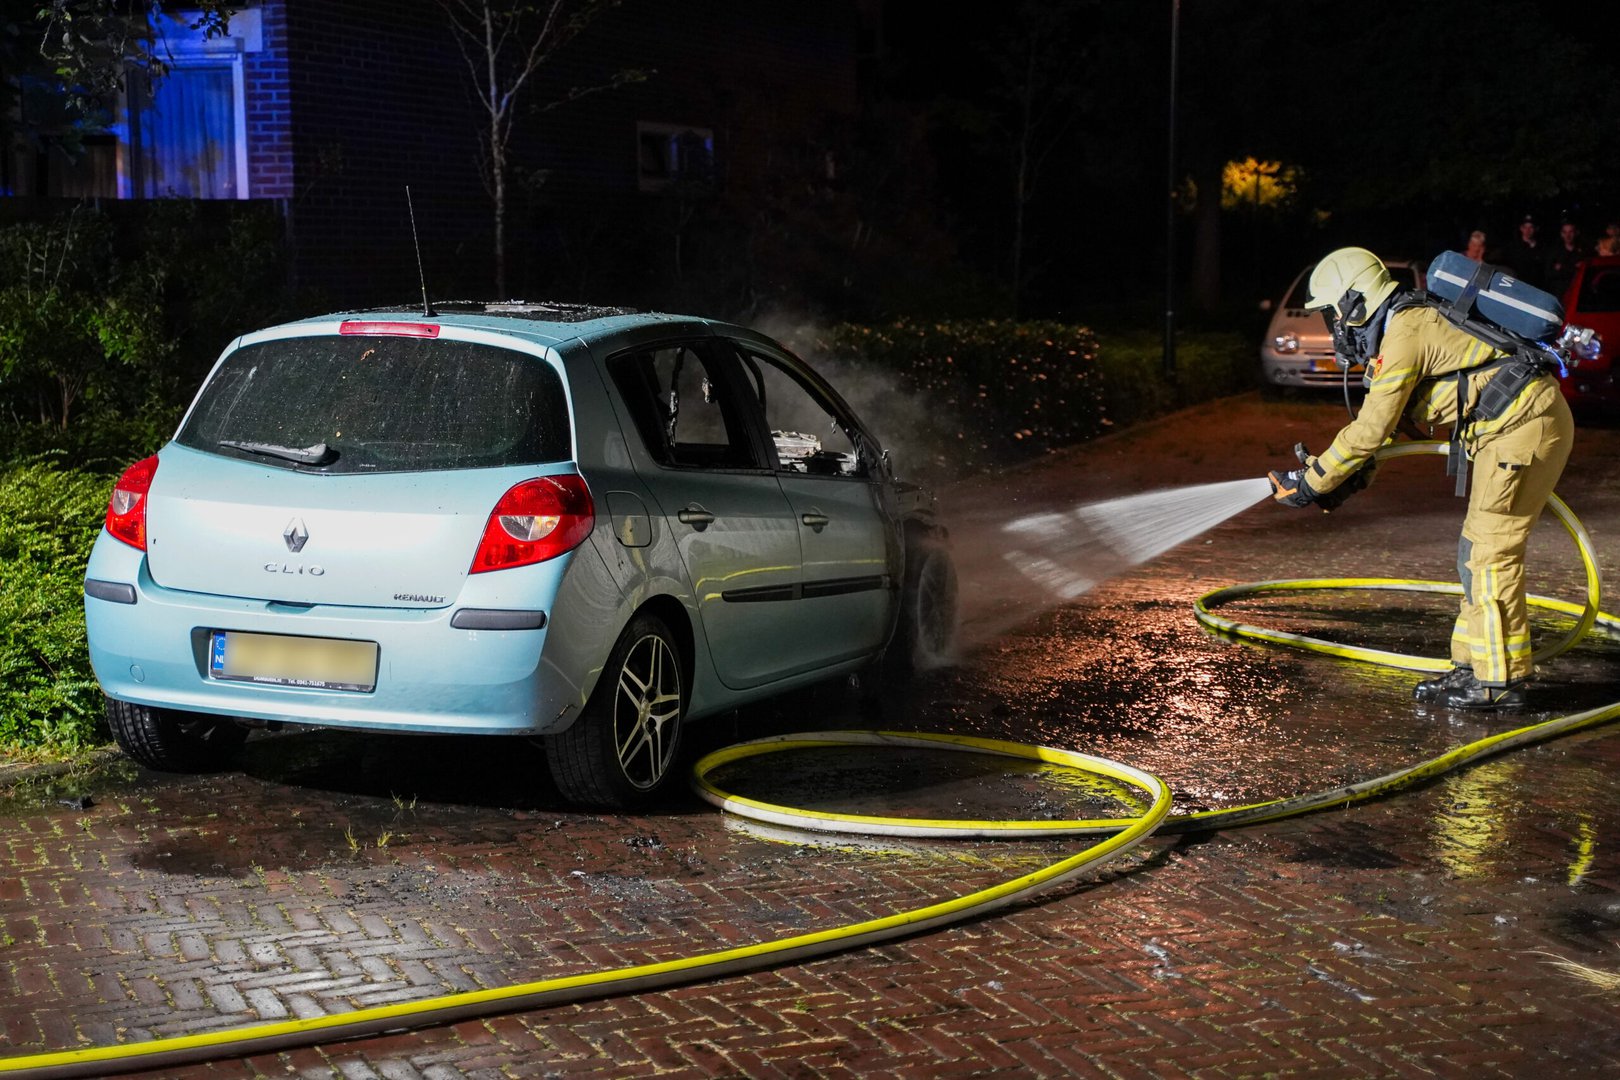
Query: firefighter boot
1435 672 1525 710
1412 666 1474 703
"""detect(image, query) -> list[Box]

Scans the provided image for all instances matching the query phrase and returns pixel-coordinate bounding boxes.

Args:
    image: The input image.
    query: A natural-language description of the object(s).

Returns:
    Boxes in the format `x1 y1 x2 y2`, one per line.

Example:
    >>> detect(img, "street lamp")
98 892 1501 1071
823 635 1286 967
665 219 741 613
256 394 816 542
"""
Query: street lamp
1163 0 1180 380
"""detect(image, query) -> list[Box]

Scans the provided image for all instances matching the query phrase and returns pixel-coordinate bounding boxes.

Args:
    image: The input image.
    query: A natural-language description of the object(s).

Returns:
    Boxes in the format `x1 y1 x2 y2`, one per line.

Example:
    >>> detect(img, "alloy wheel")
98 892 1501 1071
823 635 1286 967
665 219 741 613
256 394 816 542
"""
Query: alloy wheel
612 633 682 790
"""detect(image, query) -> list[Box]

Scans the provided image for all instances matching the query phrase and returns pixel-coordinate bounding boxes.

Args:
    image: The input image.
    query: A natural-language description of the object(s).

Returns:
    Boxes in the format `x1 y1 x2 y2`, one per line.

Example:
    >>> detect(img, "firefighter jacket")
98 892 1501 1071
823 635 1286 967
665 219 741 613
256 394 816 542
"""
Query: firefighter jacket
1305 305 1552 494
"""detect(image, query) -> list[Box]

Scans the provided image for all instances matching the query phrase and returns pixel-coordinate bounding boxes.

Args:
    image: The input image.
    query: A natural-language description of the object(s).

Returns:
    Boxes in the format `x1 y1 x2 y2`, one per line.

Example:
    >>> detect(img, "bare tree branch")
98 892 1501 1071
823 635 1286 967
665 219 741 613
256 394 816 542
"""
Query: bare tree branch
431 0 635 295
532 68 648 115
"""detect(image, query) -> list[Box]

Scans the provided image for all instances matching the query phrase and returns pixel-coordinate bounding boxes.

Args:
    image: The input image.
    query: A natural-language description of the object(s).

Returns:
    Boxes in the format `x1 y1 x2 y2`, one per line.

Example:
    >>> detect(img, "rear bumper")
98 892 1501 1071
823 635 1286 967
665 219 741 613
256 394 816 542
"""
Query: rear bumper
83 536 588 736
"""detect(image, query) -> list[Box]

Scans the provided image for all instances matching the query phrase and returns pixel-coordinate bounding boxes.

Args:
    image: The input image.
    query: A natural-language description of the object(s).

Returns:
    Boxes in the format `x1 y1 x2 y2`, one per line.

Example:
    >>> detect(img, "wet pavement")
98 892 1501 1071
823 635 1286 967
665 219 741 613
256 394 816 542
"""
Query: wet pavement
4 394 1620 1078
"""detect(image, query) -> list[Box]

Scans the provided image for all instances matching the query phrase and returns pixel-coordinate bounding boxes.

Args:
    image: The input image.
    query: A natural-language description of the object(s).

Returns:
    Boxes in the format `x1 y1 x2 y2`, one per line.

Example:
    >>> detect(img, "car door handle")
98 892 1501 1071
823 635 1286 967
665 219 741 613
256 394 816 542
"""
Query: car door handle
677 507 716 531
800 512 829 532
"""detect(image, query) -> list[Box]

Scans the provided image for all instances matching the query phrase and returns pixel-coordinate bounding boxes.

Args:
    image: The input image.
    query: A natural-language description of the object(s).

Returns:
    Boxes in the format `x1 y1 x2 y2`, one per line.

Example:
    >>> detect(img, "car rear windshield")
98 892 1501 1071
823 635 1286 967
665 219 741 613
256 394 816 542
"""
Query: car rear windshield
177 335 571 473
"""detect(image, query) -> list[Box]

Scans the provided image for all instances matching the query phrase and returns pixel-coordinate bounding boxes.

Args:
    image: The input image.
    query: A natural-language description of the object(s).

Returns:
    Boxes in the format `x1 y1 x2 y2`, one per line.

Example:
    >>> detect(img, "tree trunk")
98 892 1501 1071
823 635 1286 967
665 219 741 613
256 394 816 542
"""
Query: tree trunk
1011 164 1027 319
57 373 81 431
493 140 507 297
481 0 506 298
1192 159 1222 312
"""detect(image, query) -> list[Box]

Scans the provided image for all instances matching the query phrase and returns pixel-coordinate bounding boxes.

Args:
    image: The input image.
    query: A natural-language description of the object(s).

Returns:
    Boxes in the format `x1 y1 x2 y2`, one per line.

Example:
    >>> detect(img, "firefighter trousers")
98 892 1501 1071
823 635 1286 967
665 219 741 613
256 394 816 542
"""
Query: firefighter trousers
1451 383 1575 686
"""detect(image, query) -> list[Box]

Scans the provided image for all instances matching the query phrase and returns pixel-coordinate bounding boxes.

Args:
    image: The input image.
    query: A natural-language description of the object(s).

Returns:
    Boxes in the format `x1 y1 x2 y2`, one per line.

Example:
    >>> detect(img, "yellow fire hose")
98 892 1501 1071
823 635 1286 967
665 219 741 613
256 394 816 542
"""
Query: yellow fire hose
4 441 1616 1079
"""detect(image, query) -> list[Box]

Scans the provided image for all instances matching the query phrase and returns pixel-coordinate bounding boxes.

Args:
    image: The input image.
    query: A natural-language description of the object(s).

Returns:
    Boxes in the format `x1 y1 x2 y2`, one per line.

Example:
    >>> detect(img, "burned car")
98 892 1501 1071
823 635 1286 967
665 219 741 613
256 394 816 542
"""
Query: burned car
83 303 956 808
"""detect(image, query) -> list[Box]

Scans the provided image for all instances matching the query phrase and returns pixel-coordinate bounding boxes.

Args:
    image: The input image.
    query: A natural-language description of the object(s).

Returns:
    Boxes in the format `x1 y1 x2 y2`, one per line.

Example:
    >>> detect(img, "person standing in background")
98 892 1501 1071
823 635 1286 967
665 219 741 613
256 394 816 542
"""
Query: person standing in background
1544 220 1588 300
1595 221 1620 258
1505 214 1543 286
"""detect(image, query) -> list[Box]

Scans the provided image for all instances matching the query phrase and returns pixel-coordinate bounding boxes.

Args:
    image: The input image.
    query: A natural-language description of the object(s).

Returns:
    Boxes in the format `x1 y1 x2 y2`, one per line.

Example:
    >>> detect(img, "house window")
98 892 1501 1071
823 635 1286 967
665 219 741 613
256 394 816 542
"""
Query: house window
119 8 259 199
128 62 242 197
637 122 714 193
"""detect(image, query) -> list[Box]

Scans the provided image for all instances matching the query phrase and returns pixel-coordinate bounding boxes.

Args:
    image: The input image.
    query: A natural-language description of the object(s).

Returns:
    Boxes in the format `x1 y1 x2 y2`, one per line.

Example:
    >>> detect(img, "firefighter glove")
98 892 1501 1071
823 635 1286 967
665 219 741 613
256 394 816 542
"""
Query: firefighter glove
1312 457 1376 513
1268 466 1317 508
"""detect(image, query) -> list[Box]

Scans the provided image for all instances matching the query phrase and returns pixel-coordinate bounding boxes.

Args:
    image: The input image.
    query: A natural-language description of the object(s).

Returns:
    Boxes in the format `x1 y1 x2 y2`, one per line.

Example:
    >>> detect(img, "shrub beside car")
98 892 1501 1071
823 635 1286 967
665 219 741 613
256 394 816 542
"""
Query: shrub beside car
0 457 116 753
781 319 1107 482
781 318 1250 479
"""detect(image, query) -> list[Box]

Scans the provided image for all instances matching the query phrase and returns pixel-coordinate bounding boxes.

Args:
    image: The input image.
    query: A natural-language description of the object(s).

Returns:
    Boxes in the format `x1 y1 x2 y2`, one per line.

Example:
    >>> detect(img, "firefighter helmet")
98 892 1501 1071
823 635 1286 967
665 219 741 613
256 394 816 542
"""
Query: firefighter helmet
1305 247 1398 328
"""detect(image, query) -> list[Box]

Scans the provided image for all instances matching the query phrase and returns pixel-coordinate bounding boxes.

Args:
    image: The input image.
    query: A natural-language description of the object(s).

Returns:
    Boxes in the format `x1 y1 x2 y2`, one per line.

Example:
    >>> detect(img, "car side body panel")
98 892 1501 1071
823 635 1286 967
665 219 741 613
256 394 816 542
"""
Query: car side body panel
576 323 817 695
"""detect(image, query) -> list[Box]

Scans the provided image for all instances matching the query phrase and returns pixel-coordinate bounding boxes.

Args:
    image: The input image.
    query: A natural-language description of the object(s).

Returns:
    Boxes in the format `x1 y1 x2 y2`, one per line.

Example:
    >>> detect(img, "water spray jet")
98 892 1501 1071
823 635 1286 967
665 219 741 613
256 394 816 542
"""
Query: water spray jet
1001 477 1275 602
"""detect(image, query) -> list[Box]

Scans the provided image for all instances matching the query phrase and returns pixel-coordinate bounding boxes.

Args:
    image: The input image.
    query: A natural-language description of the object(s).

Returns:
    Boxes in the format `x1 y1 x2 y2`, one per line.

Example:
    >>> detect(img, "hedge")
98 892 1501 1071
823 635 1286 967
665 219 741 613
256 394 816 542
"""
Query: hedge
779 318 1251 483
0 456 115 753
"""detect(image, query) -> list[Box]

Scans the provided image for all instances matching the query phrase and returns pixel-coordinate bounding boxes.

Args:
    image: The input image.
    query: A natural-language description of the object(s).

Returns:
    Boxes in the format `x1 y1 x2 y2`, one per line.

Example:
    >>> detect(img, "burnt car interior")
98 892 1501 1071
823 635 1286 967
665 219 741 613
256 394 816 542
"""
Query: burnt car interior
610 344 759 470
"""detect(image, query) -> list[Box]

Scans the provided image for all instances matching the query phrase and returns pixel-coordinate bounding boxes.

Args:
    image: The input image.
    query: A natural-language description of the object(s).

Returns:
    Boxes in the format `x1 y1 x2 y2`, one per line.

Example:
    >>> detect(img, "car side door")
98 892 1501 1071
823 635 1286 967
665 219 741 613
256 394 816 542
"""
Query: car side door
725 340 900 668
604 339 809 690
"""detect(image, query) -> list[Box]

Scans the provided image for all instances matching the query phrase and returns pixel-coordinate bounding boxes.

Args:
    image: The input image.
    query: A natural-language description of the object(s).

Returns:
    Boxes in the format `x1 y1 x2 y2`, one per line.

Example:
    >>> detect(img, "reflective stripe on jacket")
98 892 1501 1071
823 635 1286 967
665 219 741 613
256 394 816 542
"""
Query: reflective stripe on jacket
1308 306 1546 493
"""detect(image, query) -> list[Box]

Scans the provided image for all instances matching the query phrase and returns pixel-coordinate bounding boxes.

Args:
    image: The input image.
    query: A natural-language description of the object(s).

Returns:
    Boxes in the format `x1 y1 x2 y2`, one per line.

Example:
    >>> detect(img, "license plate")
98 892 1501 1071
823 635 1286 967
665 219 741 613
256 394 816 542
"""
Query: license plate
209 631 378 692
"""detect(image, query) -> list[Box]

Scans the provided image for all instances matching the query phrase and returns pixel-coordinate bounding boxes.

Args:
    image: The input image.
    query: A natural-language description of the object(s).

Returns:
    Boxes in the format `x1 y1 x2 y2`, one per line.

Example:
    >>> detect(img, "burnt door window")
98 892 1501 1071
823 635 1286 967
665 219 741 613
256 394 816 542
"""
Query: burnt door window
608 343 760 469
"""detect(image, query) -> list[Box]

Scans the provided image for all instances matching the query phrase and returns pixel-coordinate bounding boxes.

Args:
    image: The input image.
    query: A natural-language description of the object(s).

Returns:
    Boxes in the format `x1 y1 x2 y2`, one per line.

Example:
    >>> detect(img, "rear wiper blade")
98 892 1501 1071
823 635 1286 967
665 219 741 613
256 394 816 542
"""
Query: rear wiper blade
218 440 338 466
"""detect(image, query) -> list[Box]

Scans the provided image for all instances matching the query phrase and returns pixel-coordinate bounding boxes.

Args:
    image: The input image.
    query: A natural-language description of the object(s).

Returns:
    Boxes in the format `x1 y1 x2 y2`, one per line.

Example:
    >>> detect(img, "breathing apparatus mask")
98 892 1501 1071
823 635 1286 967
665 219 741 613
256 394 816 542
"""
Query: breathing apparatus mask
1317 285 1395 418
1305 248 1400 414
1320 288 1392 375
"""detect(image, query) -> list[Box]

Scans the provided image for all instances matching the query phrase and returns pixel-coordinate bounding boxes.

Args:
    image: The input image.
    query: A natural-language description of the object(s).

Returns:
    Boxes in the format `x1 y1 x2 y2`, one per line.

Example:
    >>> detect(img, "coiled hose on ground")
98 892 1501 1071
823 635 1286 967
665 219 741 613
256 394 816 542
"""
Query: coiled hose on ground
4 442 1615 1079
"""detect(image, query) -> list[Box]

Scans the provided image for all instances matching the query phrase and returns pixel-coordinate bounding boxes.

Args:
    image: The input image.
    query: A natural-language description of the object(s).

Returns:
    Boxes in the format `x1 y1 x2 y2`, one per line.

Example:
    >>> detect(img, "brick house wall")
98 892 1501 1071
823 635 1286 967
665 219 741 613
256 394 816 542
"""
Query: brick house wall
517 1 863 309
275 0 863 310
244 0 294 200
280 0 484 304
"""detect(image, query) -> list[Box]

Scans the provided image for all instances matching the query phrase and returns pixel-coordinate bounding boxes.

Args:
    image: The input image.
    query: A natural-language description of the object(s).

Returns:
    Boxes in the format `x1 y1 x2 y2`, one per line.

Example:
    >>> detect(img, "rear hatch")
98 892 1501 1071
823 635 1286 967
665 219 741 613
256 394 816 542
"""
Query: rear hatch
147 330 574 608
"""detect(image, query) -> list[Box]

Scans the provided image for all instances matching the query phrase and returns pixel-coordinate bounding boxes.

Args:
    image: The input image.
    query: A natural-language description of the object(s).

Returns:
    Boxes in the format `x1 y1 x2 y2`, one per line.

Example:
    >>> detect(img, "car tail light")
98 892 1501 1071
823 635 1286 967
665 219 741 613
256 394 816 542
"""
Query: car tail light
105 455 159 551
338 320 440 338
470 475 595 573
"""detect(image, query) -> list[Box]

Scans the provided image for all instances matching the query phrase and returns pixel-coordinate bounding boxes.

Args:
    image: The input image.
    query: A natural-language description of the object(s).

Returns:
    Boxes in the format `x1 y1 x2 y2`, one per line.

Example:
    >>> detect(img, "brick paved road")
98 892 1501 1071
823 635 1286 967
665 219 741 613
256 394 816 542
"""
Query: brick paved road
3 395 1618 1078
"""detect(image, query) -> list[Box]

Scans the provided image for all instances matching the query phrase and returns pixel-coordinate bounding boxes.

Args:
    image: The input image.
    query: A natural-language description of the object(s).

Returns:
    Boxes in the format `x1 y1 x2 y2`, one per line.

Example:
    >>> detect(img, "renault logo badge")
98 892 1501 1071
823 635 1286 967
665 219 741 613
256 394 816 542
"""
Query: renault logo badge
283 517 309 553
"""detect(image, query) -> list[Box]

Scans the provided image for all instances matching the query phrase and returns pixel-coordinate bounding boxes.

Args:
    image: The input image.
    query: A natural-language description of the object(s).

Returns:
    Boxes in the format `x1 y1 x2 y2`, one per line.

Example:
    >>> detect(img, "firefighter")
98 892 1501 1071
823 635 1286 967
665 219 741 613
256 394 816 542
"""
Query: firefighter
1267 247 1575 709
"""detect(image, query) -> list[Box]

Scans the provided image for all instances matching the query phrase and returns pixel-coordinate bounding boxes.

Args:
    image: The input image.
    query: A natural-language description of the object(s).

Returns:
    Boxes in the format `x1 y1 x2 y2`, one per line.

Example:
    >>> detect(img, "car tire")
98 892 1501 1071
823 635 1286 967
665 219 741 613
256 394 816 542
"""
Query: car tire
891 531 958 675
545 613 686 810
104 696 248 772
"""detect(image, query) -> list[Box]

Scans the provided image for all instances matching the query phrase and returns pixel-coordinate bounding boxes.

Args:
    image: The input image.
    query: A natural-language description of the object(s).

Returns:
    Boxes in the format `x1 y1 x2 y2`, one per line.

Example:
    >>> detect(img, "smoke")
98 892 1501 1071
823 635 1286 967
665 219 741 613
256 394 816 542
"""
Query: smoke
751 311 1274 654
750 310 968 487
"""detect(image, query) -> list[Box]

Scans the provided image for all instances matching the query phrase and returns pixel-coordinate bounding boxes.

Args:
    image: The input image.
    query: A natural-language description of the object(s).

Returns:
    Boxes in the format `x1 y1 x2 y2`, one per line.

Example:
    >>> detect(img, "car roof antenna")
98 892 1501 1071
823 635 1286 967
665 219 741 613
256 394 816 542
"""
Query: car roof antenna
406 186 437 318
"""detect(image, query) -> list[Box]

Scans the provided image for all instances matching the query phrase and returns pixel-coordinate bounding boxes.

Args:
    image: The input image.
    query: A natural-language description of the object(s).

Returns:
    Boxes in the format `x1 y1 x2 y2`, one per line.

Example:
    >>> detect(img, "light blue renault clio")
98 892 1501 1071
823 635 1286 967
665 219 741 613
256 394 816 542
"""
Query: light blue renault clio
83 303 955 808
